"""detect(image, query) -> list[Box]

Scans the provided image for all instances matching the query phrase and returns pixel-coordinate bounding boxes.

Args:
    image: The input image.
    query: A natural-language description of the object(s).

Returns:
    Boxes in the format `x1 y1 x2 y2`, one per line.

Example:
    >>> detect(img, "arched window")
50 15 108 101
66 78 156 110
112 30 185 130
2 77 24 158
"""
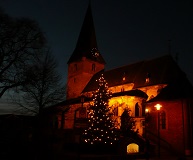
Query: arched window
92 63 95 71
127 143 139 153
141 100 146 116
135 102 140 117
160 111 166 129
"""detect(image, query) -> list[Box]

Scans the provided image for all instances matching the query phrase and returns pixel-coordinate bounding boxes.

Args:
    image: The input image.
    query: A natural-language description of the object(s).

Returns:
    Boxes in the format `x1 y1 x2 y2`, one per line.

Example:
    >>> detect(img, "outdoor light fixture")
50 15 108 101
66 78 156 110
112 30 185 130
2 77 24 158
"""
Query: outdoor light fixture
145 108 149 113
154 103 162 157
155 104 162 111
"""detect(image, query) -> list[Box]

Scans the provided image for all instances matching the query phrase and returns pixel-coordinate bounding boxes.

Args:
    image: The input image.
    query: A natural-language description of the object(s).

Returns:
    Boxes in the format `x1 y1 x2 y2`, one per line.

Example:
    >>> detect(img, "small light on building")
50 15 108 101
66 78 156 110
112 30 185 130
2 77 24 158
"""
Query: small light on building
145 108 149 113
155 104 162 111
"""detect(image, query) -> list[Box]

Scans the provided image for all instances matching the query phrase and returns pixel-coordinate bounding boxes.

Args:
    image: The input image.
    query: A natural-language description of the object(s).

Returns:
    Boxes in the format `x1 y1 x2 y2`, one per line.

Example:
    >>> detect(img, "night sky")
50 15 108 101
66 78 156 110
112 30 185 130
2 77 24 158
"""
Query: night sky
0 0 193 113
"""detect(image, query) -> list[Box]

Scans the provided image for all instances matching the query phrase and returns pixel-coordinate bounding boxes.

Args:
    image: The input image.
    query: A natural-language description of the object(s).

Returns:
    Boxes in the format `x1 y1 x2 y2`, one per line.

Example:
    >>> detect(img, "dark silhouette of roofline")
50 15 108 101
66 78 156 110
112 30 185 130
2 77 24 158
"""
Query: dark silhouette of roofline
67 2 105 64
82 54 187 93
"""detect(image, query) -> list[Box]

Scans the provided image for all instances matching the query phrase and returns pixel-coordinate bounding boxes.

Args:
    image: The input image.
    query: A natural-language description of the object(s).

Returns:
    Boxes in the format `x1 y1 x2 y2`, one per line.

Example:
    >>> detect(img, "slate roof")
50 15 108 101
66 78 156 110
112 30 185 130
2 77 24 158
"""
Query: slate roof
67 3 105 64
112 89 148 99
82 54 186 93
43 96 93 113
44 89 148 112
46 55 191 109
148 77 193 102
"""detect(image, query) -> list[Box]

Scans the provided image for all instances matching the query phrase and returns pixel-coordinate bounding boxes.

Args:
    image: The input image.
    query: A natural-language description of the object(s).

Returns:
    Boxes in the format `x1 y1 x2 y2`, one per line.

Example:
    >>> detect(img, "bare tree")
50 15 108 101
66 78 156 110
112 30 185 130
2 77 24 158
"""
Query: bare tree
0 9 46 98
15 49 66 115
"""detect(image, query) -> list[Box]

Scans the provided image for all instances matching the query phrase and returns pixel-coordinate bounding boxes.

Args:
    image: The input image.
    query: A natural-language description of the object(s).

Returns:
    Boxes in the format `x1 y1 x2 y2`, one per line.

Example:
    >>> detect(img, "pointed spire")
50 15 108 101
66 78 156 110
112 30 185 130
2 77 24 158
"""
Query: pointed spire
68 2 105 64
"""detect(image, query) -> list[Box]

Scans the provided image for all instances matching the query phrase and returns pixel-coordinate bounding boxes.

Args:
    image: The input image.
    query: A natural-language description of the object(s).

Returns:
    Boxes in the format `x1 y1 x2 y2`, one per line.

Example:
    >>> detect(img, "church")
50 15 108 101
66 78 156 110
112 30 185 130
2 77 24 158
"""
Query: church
46 3 193 156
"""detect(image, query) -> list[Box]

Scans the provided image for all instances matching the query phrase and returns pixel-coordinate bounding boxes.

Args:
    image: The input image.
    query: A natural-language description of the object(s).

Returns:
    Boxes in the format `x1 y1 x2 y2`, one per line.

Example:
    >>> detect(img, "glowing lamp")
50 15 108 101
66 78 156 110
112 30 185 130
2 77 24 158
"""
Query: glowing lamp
155 104 162 111
145 108 149 113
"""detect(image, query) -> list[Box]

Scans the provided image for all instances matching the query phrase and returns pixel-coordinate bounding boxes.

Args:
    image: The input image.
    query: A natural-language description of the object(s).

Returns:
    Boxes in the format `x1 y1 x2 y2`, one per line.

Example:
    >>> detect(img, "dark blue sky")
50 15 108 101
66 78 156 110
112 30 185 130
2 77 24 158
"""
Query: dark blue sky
1 0 193 85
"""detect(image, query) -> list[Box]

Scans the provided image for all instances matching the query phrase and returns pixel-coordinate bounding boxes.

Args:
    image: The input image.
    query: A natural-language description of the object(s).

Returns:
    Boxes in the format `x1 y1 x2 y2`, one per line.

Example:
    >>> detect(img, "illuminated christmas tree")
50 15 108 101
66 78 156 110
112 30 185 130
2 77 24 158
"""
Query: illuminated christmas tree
82 74 119 145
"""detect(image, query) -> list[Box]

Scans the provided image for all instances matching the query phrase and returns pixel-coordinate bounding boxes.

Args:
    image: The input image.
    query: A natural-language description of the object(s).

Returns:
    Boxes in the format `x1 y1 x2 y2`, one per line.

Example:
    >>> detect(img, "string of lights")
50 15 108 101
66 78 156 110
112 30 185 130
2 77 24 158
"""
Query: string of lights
82 74 119 145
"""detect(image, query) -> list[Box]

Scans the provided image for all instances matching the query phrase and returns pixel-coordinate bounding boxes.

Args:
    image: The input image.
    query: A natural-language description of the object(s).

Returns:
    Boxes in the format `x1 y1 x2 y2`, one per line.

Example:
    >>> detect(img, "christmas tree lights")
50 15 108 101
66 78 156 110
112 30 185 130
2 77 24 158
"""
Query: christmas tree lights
82 74 119 145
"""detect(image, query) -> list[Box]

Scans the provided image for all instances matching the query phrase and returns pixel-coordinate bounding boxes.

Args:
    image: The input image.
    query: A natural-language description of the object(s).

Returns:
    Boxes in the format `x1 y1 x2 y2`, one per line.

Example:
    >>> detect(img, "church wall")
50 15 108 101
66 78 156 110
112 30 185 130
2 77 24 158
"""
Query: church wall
181 99 193 156
109 83 134 93
64 102 91 129
67 58 104 99
81 57 105 74
109 96 145 135
63 95 146 135
82 83 135 98
82 83 165 100
146 100 187 154
67 72 94 99
63 104 80 129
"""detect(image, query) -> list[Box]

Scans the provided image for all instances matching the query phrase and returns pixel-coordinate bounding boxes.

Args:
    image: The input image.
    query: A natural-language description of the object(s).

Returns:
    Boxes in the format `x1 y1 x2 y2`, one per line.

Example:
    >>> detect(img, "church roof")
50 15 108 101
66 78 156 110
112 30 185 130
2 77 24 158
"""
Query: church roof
67 3 105 64
112 89 148 99
44 89 148 110
148 77 193 102
82 54 187 93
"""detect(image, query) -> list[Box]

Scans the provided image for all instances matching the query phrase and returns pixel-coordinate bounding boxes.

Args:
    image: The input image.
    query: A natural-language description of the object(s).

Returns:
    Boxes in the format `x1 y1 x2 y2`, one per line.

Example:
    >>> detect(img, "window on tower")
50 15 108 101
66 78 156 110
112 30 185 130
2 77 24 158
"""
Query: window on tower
92 63 95 71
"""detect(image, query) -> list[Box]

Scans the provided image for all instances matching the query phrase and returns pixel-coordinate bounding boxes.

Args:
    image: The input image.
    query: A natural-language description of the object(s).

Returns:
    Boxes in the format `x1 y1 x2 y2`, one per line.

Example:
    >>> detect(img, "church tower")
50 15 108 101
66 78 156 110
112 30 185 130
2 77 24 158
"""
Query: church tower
66 3 105 99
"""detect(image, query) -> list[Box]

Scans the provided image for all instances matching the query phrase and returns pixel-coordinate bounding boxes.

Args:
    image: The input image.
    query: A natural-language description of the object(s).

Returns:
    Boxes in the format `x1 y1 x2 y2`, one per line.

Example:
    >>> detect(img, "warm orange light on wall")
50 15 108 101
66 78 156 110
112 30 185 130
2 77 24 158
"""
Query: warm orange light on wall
154 104 162 110
145 108 149 113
